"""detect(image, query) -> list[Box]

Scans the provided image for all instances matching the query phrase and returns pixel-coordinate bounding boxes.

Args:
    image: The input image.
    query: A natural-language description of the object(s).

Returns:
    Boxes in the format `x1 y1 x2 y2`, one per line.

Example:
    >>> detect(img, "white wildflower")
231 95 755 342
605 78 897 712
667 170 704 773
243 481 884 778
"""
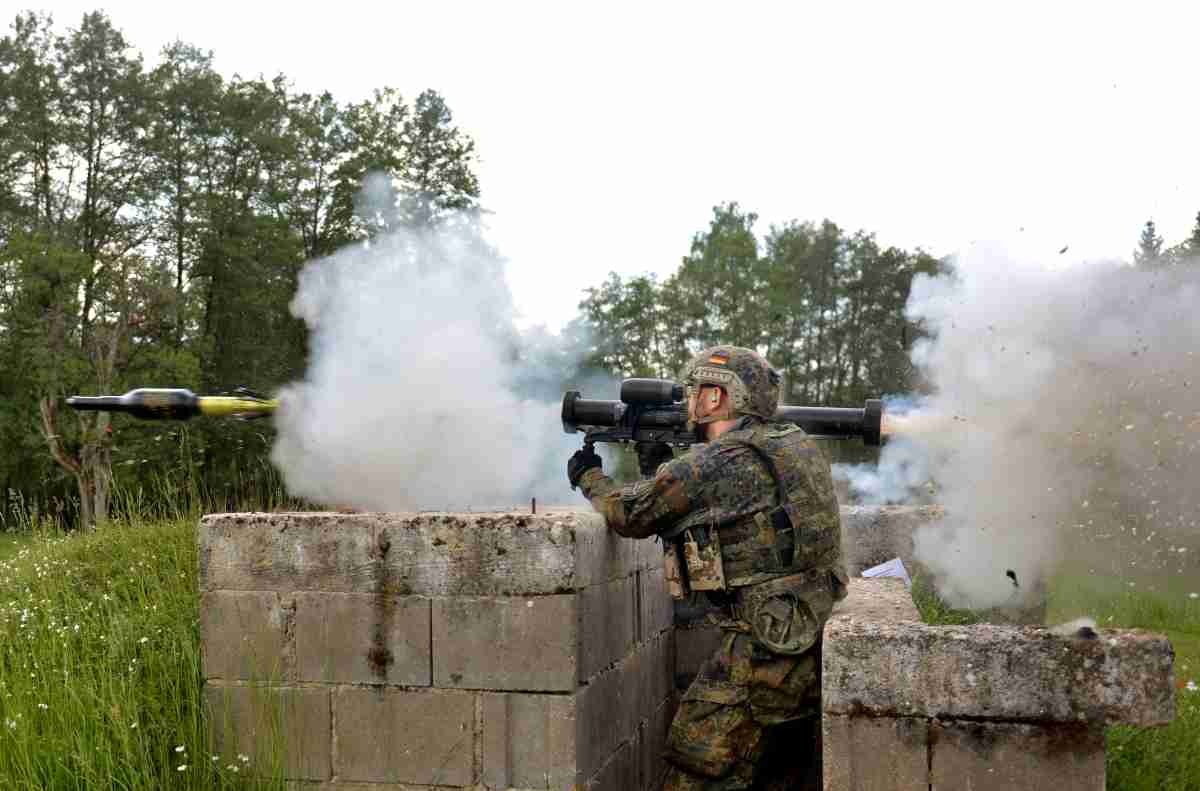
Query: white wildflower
139 637 149 644
1190 593 1198 599
175 745 185 753
176 764 187 772
6 719 15 731
36 703 47 710
1187 680 1197 693
238 753 249 763
226 765 239 773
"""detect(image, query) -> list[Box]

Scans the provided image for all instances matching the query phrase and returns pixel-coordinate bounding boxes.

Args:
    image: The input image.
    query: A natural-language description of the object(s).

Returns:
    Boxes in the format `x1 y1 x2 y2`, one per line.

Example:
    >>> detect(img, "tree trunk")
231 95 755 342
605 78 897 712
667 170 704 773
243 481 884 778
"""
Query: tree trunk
75 470 94 530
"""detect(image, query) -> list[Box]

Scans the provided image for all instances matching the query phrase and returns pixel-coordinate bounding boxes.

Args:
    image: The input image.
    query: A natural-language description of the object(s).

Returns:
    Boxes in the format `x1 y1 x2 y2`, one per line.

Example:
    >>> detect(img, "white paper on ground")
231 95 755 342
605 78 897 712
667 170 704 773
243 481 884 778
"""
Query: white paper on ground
861 557 912 589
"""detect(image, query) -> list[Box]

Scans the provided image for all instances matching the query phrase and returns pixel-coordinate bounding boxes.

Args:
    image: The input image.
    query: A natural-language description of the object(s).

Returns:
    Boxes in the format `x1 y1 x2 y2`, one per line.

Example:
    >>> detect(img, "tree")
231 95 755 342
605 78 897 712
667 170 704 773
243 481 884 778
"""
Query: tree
0 11 489 525
659 202 764 375
1183 211 1200 262
577 273 671 378
396 89 480 227
573 203 947 411
1133 219 1165 269
146 40 223 346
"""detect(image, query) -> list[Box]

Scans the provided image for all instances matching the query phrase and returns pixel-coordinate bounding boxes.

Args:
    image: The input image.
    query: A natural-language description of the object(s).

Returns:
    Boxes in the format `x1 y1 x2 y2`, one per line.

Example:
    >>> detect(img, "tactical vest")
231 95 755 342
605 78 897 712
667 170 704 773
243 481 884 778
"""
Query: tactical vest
662 424 846 592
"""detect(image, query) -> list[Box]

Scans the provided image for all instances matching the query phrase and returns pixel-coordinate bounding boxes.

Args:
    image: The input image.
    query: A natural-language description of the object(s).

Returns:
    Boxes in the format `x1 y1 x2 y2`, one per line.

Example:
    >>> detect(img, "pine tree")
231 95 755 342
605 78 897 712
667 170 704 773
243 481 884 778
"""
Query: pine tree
1133 220 1165 269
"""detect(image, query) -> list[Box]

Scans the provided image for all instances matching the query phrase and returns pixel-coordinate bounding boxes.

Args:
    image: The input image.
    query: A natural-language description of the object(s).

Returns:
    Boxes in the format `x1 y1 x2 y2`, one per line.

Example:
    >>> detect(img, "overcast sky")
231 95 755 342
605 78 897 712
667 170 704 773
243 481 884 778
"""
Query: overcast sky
28 1 1200 329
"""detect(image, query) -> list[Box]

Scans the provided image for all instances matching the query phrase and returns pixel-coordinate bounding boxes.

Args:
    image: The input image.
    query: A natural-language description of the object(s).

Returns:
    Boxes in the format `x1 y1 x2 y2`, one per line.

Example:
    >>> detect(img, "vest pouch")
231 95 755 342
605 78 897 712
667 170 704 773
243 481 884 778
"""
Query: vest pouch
682 528 727 591
735 571 834 655
663 541 689 600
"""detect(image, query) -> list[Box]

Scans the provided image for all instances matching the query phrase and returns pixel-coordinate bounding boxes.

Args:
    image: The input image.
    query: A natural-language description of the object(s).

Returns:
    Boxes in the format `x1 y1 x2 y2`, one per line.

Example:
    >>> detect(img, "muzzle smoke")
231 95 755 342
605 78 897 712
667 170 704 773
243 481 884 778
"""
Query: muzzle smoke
270 185 583 511
839 243 1200 607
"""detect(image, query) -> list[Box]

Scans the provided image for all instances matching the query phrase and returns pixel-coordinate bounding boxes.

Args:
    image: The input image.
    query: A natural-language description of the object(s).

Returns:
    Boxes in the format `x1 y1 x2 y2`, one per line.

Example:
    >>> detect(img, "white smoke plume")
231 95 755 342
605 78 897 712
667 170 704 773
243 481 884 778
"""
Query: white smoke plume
843 242 1200 608
270 188 589 512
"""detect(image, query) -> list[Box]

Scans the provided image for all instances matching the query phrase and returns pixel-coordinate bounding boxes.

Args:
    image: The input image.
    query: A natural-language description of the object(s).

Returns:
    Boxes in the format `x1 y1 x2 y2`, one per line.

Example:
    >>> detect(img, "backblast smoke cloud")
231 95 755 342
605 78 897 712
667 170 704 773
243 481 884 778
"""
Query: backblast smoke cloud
839 243 1200 608
270 189 582 512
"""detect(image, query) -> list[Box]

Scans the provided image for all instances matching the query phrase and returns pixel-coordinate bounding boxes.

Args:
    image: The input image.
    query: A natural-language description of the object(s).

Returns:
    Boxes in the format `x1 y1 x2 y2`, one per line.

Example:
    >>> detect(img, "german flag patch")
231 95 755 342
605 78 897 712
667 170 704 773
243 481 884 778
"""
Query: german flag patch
708 351 730 365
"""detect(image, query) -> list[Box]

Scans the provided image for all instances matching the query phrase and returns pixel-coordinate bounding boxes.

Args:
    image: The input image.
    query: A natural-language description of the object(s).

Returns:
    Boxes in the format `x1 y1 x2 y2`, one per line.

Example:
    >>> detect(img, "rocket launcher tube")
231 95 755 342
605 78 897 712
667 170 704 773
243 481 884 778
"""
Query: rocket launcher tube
562 378 883 446
65 388 277 420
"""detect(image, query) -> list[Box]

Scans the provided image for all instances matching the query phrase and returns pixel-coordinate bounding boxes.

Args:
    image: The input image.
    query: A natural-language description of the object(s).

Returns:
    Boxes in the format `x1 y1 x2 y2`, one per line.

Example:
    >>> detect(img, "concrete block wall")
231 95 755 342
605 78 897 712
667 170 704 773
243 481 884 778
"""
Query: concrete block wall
821 577 1176 791
199 507 1177 791
199 509 675 791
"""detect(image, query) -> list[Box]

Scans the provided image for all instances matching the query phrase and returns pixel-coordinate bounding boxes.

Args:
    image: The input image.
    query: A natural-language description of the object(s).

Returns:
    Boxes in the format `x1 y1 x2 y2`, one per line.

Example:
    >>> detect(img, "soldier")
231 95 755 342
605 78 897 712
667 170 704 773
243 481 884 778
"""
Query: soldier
567 346 847 790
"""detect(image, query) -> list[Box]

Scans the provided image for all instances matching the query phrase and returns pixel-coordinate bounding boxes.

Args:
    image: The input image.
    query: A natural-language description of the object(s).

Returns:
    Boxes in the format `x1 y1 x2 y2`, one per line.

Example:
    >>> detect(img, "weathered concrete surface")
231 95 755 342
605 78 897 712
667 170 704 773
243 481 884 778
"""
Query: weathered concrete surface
294 592 430 685
334 688 474 785
200 509 673 791
206 684 331 781
823 715 929 791
200 590 294 681
831 576 920 623
931 720 1106 791
823 617 1176 726
821 577 1175 791
199 508 658 596
433 594 578 690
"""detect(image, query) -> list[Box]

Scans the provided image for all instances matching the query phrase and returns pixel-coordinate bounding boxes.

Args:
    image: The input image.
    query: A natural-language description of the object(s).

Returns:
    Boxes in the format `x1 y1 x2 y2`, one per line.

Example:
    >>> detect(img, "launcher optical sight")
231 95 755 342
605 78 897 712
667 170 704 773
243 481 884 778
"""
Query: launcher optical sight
562 377 883 447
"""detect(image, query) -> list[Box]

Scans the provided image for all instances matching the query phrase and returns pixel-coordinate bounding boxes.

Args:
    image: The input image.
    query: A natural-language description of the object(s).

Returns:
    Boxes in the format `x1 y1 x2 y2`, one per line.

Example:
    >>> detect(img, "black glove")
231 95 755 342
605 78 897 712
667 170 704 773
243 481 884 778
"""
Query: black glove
567 444 603 489
635 441 674 478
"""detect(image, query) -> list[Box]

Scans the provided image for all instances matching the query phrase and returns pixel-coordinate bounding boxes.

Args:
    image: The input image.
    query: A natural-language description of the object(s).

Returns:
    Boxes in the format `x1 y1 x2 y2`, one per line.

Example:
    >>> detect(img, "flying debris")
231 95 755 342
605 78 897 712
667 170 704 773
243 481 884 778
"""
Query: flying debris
1049 617 1099 639
1006 569 1019 588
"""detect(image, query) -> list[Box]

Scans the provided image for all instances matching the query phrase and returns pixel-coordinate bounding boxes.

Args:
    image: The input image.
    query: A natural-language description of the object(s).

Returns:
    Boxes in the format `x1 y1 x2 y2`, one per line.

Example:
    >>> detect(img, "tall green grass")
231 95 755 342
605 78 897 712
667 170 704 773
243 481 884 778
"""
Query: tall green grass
0 515 287 790
915 573 1200 791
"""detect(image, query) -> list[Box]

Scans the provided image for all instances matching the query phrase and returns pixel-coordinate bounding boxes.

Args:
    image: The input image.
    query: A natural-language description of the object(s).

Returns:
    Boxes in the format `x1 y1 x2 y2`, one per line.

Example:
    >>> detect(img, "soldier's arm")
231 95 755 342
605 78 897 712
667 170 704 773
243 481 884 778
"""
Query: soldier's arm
577 460 693 539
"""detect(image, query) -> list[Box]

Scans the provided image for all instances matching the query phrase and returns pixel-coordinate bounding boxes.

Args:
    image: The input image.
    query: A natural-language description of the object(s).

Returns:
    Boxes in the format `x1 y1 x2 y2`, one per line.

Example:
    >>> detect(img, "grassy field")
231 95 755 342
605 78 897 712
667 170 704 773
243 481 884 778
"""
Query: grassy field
914 574 1200 791
0 517 286 791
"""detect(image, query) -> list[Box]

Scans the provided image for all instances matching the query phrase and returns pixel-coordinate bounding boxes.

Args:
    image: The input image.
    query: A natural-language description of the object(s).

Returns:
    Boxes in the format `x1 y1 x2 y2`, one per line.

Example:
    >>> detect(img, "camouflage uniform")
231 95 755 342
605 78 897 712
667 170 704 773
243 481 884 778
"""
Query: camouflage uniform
577 346 847 791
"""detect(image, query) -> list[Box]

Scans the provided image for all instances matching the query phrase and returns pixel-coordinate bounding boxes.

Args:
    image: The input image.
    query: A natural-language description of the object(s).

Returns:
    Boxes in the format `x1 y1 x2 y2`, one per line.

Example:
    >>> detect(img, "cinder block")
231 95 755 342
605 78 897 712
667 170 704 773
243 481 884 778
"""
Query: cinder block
638 567 674 641
482 692 577 790
578 576 636 681
930 720 1105 791
822 611 1176 726
636 632 675 726
201 510 611 596
200 591 292 681
199 513 379 592
573 514 641 587
674 625 723 691
433 595 576 691
638 694 675 791
822 715 928 791
333 688 474 785
576 654 635 780
586 737 638 791
294 592 430 685
206 683 330 781
379 511 583 596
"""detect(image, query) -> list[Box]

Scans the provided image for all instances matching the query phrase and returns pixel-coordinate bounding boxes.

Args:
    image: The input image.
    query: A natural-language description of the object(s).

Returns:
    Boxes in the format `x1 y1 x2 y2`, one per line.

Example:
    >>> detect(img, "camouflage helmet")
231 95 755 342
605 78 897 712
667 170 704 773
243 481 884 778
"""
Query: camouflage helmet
683 345 781 421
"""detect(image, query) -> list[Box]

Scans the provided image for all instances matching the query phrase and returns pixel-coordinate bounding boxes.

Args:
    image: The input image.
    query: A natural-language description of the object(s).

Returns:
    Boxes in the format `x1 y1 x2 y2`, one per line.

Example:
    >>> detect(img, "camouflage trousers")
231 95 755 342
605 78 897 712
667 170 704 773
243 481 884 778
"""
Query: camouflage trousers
662 629 822 791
